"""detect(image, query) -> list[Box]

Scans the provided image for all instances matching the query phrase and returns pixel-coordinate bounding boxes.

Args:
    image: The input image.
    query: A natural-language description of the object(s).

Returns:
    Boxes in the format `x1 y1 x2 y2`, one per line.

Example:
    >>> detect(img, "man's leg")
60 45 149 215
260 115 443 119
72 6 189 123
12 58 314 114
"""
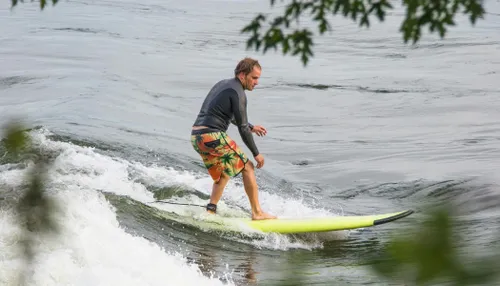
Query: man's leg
241 160 277 220
207 173 230 214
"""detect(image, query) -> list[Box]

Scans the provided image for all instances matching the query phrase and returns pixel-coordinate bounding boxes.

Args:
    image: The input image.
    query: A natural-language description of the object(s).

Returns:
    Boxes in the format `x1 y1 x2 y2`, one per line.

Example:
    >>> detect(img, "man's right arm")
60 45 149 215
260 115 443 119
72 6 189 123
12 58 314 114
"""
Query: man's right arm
229 91 259 157
231 118 254 131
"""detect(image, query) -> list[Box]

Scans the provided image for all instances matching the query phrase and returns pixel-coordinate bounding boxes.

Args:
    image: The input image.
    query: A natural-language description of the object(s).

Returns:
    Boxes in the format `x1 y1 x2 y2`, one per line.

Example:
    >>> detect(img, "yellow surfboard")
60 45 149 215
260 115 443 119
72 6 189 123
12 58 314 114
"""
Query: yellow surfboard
229 210 414 234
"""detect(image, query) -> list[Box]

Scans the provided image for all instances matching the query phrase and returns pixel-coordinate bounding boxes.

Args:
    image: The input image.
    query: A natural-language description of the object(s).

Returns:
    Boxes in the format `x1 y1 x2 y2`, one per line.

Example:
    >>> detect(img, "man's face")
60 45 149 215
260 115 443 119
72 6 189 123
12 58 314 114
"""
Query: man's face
240 67 261 91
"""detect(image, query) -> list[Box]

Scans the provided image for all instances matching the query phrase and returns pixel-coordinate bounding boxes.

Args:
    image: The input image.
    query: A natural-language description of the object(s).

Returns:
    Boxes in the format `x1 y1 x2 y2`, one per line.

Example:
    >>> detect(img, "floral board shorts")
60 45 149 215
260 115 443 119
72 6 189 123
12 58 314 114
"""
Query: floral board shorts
191 131 249 182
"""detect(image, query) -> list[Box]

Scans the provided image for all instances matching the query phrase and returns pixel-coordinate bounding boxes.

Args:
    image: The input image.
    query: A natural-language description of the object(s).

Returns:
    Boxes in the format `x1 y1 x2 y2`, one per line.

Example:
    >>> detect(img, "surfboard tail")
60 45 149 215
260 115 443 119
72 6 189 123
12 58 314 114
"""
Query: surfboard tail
373 210 414 226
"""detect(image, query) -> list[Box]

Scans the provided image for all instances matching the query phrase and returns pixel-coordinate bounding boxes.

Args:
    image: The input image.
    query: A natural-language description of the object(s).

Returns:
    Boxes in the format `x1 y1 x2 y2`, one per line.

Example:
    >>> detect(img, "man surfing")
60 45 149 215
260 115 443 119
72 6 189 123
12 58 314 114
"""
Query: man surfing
191 57 276 220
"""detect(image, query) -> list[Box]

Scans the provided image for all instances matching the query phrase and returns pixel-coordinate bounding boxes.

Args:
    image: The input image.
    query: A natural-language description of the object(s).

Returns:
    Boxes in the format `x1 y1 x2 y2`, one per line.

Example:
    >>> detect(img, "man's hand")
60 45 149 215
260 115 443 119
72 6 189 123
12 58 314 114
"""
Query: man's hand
251 125 267 137
254 154 265 169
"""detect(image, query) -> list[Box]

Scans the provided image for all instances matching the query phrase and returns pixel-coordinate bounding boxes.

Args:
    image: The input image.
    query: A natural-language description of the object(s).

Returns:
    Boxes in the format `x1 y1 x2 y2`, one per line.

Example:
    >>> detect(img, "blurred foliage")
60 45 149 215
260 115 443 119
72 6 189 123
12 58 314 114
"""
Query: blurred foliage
2 120 60 285
11 0 59 10
370 204 500 285
241 0 485 65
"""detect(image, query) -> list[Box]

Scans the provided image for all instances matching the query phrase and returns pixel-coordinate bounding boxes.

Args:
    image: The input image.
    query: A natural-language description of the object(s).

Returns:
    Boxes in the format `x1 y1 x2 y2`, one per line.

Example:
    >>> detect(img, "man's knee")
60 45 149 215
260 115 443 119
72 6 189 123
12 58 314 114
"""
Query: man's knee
219 172 230 181
243 160 254 172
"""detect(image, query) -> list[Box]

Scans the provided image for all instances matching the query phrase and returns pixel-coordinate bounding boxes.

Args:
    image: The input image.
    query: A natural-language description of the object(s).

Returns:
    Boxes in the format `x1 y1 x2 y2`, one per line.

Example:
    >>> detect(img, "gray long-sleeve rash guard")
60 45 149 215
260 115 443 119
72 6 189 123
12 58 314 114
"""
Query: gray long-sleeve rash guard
193 78 259 157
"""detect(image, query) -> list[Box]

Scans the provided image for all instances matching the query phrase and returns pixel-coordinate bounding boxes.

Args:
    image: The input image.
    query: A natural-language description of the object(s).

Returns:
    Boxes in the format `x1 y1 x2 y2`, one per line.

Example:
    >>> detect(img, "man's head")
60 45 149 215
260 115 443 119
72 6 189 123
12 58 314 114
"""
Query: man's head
234 57 261 91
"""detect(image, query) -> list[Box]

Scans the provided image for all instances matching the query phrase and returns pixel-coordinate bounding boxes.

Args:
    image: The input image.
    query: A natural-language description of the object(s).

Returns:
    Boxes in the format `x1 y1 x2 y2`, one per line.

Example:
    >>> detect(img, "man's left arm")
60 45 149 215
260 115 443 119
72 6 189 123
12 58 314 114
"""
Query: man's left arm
231 119 266 136
231 118 254 130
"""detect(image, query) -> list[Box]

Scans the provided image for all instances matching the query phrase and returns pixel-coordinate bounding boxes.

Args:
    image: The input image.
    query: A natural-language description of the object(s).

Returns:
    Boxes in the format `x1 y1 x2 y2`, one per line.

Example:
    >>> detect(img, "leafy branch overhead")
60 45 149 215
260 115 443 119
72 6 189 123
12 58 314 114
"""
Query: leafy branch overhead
11 0 59 10
241 0 485 65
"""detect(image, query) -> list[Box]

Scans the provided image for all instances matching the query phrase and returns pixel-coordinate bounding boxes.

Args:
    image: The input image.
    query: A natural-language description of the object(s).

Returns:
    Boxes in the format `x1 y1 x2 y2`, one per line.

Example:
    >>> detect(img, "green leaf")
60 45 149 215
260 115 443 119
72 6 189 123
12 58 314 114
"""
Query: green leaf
2 120 30 153
360 14 369 27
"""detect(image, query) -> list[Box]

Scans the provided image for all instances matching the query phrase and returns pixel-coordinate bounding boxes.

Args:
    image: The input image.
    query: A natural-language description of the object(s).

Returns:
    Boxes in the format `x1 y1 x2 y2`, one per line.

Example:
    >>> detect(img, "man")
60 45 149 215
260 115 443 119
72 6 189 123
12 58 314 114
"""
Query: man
191 57 276 220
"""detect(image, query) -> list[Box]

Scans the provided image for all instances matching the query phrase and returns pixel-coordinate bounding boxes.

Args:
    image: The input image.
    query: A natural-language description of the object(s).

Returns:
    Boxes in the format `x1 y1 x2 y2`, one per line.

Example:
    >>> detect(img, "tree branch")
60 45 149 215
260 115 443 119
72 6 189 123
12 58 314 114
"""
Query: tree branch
241 0 485 66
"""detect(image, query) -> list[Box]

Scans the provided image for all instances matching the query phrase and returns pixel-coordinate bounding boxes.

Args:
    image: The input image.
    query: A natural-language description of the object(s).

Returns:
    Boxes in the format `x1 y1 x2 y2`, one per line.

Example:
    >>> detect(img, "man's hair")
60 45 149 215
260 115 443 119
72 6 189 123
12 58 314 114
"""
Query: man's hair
234 57 261 77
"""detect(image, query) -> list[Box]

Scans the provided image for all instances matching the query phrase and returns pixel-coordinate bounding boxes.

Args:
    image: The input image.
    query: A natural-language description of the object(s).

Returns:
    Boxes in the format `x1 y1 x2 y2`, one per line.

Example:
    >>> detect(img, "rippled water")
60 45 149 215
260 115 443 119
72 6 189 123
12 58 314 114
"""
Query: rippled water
1 0 500 285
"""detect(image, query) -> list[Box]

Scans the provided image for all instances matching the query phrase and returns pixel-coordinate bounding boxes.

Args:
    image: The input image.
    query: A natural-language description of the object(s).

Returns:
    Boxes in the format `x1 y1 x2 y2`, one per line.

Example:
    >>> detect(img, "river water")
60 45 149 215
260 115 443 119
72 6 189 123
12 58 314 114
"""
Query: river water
1 0 500 285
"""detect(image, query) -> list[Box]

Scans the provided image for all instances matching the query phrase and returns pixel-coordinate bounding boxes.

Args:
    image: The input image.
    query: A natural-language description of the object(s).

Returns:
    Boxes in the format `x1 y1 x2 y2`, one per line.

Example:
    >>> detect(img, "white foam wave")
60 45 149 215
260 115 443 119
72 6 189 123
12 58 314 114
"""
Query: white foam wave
33 129 349 249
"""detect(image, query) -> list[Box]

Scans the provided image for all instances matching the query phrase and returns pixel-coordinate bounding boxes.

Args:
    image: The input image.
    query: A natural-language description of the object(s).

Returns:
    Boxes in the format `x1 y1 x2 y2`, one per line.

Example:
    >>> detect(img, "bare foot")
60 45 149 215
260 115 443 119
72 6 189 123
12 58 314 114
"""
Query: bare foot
252 211 277 220
207 210 216 215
